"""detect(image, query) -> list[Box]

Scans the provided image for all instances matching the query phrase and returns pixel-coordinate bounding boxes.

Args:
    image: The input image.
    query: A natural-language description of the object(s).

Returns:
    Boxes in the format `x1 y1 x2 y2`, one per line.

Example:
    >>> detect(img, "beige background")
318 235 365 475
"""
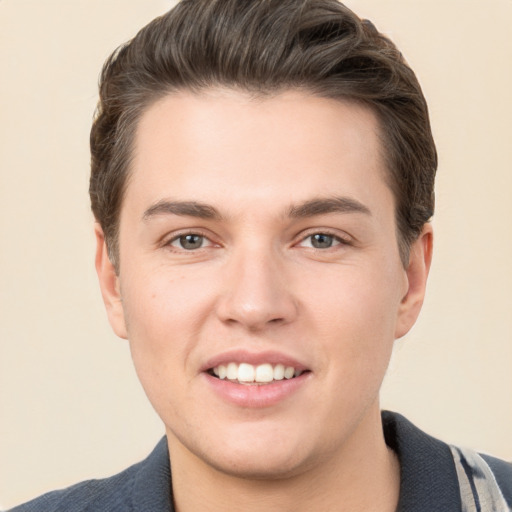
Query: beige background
1 0 511 508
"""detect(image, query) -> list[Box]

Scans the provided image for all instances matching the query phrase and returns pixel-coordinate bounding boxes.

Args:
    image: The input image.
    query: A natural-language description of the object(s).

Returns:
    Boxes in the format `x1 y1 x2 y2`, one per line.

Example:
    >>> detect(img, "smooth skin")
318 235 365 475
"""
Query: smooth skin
96 89 432 511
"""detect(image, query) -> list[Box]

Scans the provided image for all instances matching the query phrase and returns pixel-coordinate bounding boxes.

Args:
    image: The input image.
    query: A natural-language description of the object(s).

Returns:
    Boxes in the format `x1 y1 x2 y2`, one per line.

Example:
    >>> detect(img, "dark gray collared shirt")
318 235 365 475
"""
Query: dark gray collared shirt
9 412 512 511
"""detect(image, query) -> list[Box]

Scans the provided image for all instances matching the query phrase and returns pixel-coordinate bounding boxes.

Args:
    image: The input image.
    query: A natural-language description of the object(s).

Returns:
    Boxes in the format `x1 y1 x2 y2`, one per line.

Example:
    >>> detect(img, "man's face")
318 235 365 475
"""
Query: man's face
97 89 429 479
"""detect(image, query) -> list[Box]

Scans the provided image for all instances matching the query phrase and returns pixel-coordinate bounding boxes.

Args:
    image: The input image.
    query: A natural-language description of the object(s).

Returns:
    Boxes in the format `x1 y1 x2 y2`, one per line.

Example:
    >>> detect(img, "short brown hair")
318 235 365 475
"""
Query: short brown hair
90 0 437 270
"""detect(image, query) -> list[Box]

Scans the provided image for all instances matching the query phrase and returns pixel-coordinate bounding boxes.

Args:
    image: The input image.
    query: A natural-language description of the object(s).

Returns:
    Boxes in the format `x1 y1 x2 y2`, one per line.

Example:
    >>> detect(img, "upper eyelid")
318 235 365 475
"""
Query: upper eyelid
160 229 218 250
170 233 209 243
296 228 352 243
163 228 214 242
159 227 353 248
296 234 349 248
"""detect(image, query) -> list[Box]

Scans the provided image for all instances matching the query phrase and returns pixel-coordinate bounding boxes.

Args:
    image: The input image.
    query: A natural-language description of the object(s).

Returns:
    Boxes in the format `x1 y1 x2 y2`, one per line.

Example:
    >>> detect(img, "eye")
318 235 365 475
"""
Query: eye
169 233 210 251
299 232 345 249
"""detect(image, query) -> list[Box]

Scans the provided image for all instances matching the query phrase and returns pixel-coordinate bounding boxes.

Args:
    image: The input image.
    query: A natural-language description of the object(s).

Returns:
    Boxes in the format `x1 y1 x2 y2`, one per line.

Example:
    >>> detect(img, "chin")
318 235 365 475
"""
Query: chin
201 447 316 481
168 421 322 481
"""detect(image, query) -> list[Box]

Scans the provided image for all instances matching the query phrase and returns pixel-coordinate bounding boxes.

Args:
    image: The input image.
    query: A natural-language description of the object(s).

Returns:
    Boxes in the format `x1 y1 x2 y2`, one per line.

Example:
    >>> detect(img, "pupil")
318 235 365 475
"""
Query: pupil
312 233 333 249
180 234 203 250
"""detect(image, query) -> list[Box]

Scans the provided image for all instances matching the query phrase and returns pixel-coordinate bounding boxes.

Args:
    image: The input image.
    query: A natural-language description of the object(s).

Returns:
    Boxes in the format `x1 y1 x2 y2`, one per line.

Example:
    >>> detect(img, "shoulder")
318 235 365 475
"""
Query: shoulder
8 468 137 512
482 452 512 499
451 445 512 510
8 437 172 512
382 411 512 511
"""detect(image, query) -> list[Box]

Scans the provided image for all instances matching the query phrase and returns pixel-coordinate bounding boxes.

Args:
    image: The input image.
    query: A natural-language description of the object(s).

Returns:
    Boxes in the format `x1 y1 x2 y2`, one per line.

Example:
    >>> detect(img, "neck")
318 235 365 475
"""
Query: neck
167 406 400 512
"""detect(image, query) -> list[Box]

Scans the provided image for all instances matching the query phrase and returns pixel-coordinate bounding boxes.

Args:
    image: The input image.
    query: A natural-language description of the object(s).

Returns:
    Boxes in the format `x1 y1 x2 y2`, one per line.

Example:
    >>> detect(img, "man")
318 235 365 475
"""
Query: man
10 0 511 510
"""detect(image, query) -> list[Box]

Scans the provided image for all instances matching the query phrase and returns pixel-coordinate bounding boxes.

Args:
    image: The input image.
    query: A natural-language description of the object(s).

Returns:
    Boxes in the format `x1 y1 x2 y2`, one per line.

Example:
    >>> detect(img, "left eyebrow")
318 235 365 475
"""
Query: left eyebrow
287 196 372 218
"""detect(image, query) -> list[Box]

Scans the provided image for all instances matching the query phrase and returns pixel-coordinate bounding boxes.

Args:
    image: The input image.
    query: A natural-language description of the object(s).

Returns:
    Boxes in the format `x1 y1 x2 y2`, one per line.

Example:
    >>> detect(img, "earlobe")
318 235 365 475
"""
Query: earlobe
94 224 128 339
395 224 433 339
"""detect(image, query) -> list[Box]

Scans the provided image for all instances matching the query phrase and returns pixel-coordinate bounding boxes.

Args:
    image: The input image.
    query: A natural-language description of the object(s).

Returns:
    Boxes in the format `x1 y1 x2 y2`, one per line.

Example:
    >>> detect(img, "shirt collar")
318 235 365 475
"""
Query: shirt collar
382 411 462 511
136 412 463 511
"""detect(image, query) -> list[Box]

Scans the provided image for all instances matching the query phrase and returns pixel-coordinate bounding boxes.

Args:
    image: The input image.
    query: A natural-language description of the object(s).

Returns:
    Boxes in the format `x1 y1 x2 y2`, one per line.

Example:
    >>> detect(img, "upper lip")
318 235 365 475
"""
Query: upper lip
200 349 310 373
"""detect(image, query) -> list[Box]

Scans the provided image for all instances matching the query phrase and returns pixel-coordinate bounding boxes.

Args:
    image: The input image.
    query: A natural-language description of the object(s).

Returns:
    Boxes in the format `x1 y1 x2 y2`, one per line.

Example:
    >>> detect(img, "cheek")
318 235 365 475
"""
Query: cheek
120 269 215 395
121 283 198 427
309 262 402 335
122 264 214 335
307 263 402 384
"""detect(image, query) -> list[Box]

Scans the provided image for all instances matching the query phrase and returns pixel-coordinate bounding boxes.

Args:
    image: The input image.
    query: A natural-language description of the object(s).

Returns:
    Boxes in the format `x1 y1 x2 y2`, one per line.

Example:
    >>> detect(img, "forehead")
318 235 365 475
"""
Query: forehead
126 89 390 218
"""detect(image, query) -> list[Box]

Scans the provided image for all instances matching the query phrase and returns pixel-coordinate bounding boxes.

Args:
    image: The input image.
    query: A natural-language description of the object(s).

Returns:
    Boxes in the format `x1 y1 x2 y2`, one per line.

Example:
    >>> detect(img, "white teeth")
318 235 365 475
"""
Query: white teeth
238 363 255 382
273 363 285 380
211 362 304 383
284 366 295 379
255 363 274 383
226 362 238 380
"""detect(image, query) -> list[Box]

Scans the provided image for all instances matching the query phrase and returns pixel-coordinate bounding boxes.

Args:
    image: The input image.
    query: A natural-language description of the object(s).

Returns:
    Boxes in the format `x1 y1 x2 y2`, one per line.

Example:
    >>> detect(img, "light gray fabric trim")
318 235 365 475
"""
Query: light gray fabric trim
450 445 511 512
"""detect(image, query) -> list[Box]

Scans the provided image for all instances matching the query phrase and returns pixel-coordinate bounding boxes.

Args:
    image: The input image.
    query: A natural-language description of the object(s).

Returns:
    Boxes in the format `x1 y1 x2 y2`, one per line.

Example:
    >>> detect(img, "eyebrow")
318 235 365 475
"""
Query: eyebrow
287 196 372 218
142 196 371 222
142 200 222 221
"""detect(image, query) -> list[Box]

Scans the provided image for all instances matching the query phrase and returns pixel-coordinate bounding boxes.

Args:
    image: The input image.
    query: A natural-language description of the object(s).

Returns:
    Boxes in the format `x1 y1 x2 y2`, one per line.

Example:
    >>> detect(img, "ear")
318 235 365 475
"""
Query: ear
94 224 128 339
395 224 433 339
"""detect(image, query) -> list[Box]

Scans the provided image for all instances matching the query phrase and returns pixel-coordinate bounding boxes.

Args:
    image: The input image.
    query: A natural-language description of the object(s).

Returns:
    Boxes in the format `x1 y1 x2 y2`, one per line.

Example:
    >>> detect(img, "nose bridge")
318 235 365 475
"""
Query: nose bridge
216 239 297 329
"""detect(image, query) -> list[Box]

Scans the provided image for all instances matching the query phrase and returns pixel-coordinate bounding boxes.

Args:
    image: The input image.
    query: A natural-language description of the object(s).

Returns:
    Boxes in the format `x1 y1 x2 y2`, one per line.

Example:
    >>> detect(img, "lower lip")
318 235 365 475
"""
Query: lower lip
204 372 310 408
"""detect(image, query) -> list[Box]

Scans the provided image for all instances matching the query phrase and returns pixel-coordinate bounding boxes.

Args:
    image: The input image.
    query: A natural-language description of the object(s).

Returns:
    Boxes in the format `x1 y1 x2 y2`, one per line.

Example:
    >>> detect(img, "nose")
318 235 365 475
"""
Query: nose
215 246 299 331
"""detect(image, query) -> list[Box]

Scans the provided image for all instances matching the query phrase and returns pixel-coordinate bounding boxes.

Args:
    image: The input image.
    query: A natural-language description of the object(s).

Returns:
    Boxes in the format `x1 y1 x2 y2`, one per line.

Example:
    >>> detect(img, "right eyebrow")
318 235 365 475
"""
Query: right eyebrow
142 200 222 221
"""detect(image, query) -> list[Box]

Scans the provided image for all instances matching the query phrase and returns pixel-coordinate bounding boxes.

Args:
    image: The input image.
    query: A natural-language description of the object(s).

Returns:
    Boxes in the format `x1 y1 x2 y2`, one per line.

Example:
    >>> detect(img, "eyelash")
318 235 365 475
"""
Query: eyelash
164 229 351 253
164 230 216 252
297 231 352 250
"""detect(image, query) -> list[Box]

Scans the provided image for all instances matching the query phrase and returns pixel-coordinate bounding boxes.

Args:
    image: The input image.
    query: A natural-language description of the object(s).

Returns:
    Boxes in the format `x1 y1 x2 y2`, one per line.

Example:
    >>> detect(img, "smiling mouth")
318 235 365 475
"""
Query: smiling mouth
207 362 308 385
